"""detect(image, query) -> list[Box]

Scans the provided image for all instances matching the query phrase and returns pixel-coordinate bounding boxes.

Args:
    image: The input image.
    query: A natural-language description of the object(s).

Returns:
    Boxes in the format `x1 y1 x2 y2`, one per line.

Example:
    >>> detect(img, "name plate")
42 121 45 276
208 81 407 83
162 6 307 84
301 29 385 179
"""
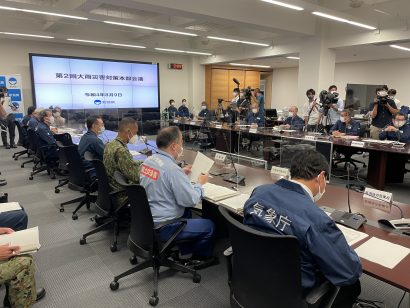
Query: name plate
304 135 315 141
351 141 365 148
249 128 258 134
190 121 196 125
271 166 290 179
363 188 392 203
214 153 227 163
215 124 222 129
173 119 179 123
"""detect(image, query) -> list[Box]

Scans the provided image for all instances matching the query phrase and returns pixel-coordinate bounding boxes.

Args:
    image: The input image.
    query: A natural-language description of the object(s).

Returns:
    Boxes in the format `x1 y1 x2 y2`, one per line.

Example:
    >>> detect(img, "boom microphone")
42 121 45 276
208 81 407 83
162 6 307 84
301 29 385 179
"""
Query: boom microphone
233 78 240 85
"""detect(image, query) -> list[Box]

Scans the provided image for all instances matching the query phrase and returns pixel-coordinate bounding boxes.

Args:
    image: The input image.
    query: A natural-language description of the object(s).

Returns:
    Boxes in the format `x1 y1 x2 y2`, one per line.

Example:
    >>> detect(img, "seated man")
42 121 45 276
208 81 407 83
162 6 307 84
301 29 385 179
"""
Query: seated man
140 126 217 269
245 103 265 127
283 106 304 131
103 117 142 206
243 150 362 308
78 115 105 178
53 106 66 127
22 106 35 126
35 109 58 164
27 108 43 131
166 99 178 119
197 101 214 121
178 99 190 118
330 110 360 137
379 112 410 143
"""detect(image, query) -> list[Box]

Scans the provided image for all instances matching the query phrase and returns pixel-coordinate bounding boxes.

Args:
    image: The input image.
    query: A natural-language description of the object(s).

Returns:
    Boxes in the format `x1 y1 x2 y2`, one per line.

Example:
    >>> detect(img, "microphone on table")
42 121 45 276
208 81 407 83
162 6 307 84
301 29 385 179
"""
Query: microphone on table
140 136 157 156
220 128 245 186
328 162 367 230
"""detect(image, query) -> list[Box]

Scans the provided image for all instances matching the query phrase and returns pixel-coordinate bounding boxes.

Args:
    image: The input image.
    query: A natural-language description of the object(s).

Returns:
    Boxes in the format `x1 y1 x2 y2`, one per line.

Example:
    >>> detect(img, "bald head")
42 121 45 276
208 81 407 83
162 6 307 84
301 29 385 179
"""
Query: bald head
289 106 298 116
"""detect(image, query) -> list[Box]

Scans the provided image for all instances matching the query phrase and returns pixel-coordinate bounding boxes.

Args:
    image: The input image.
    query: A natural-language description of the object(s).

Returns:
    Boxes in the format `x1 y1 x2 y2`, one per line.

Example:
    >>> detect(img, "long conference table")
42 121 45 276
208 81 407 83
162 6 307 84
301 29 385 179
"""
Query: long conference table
65 128 410 301
170 118 410 190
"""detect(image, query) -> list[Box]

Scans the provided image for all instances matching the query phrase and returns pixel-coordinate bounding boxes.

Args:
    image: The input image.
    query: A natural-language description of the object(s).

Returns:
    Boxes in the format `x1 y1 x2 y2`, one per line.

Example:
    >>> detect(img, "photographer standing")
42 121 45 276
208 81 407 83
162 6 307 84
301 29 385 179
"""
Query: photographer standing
369 87 399 140
303 89 321 132
321 85 344 132
0 87 17 149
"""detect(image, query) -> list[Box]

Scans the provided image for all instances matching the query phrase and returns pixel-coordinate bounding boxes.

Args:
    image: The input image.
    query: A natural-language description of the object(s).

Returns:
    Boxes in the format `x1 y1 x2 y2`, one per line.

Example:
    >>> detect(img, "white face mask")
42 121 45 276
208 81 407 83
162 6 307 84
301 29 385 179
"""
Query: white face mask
394 120 405 128
389 95 395 100
182 101 186 106
201 105 207 110
54 112 61 117
49 116 55 125
252 108 258 114
289 112 294 117
330 90 336 94
171 103 175 106
378 90 388 97
176 144 184 159
128 132 138 144
313 174 326 202
99 126 105 134
340 116 346 123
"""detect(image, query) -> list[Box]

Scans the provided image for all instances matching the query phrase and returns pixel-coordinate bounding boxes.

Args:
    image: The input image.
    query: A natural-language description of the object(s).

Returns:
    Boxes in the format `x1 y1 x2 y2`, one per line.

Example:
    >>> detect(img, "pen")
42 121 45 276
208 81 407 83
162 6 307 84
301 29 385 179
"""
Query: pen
402 231 410 237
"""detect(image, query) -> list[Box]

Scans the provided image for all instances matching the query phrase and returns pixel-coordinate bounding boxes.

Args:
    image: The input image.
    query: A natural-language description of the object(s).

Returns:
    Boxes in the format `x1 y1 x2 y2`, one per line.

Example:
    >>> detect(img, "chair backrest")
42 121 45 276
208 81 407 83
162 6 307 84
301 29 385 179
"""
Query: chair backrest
14 120 28 148
218 206 305 308
359 122 367 137
27 128 38 153
85 154 113 213
54 133 73 146
114 171 154 258
62 144 88 187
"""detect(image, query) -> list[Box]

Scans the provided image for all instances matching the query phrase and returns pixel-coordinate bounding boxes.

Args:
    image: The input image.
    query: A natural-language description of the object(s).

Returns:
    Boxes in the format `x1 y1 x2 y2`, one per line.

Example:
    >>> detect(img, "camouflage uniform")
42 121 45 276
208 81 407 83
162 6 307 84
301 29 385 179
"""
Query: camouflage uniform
0 255 36 308
103 137 142 206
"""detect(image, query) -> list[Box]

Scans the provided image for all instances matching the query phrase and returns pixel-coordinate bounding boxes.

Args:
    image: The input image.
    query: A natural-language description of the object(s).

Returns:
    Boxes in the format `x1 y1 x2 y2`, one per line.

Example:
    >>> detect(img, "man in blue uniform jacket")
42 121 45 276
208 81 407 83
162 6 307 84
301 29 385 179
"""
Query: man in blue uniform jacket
283 106 304 131
27 108 43 131
35 109 58 164
243 150 362 308
178 99 190 118
330 110 361 137
245 103 265 127
166 99 178 119
379 113 410 143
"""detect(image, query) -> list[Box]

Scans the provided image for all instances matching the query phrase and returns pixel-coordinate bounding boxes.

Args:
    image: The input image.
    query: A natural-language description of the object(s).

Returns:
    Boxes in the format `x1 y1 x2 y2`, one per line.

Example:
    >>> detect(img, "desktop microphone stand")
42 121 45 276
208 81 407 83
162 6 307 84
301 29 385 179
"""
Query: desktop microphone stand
223 126 245 187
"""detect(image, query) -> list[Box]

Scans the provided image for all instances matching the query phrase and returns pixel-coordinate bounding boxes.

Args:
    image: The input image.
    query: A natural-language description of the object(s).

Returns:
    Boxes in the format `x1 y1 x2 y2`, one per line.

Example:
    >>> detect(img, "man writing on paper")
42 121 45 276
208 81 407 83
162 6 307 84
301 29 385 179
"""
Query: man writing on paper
243 150 362 308
330 110 360 137
140 126 218 269
379 113 410 143
0 227 45 307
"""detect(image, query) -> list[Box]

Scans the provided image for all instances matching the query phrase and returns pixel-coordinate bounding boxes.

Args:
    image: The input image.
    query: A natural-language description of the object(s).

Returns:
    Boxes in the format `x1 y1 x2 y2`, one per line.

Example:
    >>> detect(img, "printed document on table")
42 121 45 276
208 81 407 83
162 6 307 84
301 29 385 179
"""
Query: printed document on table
219 193 250 213
189 152 214 182
336 224 369 246
355 237 410 269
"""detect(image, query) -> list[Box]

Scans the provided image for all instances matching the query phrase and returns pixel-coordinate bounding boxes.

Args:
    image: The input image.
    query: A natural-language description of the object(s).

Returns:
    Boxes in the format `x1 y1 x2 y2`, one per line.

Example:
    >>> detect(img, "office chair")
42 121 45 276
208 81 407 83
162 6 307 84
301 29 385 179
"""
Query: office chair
58 144 97 220
20 129 36 168
53 133 74 193
27 129 58 180
79 152 128 252
110 171 200 307
218 206 340 308
333 123 367 170
54 132 73 146
12 121 29 160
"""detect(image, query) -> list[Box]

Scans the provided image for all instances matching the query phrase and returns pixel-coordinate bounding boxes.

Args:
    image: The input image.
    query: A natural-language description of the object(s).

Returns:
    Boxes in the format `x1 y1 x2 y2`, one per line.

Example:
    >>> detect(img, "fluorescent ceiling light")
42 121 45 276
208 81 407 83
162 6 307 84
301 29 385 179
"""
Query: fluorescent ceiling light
286 56 300 60
0 5 88 20
104 21 197 37
390 44 410 52
0 32 54 39
312 12 377 30
155 48 212 55
260 0 304 11
229 63 271 68
67 39 109 44
207 36 270 47
110 43 146 48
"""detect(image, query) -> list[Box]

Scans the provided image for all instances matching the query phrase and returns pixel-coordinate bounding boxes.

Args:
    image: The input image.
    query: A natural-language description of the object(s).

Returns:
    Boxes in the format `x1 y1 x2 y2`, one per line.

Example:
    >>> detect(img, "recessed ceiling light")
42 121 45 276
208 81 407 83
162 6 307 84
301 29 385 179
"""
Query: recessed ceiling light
155 48 212 55
390 44 410 52
0 5 88 20
104 21 197 37
229 63 271 68
286 56 300 60
67 39 109 45
109 43 146 49
260 0 304 11
312 12 377 30
0 32 54 39
207 36 270 47
185 51 213 56
155 48 185 53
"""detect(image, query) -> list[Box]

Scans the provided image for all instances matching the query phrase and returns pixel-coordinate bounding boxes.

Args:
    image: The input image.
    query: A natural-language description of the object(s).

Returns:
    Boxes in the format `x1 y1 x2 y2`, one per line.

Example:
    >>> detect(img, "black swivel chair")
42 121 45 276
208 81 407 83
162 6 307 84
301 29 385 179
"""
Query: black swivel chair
218 206 340 308
20 129 36 168
109 171 200 307
79 152 128 252
12 121 29 160
53 133 74 193
333 123 367 170
28 129 58 180
58 144 97 220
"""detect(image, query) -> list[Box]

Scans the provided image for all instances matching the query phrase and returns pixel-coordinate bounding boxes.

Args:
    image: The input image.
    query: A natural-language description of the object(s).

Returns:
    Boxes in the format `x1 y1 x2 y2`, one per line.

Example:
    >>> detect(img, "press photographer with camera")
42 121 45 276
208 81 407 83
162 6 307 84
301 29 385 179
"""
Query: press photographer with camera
369 87 399 140
320 85 344 132
303 89 321 132
0 87 18 149
254 88 265 115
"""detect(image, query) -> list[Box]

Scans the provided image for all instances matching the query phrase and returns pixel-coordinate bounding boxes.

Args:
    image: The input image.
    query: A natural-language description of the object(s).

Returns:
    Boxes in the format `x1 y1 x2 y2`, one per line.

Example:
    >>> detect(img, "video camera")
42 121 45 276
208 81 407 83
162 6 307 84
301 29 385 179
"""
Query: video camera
377 90 389 105
243 86 254 101
319 90 339 113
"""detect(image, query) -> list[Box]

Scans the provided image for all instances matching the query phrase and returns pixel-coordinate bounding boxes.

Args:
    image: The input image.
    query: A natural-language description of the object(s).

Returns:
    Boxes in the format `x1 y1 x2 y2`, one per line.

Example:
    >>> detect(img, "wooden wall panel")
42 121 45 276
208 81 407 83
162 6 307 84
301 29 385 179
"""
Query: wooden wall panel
264 74 273 109
244 70 260 90
210 69 229 110
205 66 212 106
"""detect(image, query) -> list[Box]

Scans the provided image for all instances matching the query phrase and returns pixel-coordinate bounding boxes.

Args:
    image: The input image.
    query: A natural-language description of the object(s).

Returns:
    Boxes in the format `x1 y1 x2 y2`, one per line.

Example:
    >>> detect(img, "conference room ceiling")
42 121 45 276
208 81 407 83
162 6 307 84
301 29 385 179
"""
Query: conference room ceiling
0 0 409 64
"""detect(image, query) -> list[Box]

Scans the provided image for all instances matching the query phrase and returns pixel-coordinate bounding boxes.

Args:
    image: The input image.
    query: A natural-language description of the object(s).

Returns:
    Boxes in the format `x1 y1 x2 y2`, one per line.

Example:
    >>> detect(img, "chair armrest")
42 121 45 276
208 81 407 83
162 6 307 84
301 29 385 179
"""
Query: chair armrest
223 246 233 287
109 189 126 196
154 218 187 230
38 144 57 150
85 167 94 173
155 218 187 254
223 246 233 257
305 280 340 307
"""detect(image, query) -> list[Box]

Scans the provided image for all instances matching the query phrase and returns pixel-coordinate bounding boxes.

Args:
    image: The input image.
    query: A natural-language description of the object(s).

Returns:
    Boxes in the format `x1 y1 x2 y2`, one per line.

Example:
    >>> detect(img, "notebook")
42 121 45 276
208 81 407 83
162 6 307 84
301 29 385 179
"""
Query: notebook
219 193 250 215
0 227 41 254
0 202 22 213
202 183 239 202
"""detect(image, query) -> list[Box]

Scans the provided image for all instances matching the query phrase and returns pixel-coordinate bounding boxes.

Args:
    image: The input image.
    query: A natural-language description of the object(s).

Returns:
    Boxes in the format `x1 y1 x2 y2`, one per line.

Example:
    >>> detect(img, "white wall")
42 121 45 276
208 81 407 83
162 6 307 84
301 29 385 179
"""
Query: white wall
0 38 205 112
271 57 410 111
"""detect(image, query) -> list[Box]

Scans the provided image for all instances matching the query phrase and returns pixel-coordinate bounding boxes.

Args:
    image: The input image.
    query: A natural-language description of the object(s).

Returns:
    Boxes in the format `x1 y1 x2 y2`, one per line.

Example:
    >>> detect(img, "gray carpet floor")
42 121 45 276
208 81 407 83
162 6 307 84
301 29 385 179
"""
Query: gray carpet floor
0 146 408 308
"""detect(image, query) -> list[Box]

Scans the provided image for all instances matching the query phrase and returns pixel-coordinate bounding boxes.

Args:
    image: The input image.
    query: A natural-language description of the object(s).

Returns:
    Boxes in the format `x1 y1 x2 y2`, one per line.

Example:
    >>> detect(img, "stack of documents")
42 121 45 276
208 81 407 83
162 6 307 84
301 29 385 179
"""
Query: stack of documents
336 224 369 246
0 202 22 213
218 193 250 215
202 183 239 202
0 227 41 254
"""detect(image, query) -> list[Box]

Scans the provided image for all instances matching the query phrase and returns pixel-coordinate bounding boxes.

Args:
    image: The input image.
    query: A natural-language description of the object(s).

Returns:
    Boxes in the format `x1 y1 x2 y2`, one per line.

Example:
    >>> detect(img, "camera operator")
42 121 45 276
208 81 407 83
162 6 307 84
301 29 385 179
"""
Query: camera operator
320 85 344 132
0 87 17 149
379 113 410 143
303 89 321 132
231 88 240 105
254 88 265 115
330 110 360 137
369 87 399 139
388 89 401 110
